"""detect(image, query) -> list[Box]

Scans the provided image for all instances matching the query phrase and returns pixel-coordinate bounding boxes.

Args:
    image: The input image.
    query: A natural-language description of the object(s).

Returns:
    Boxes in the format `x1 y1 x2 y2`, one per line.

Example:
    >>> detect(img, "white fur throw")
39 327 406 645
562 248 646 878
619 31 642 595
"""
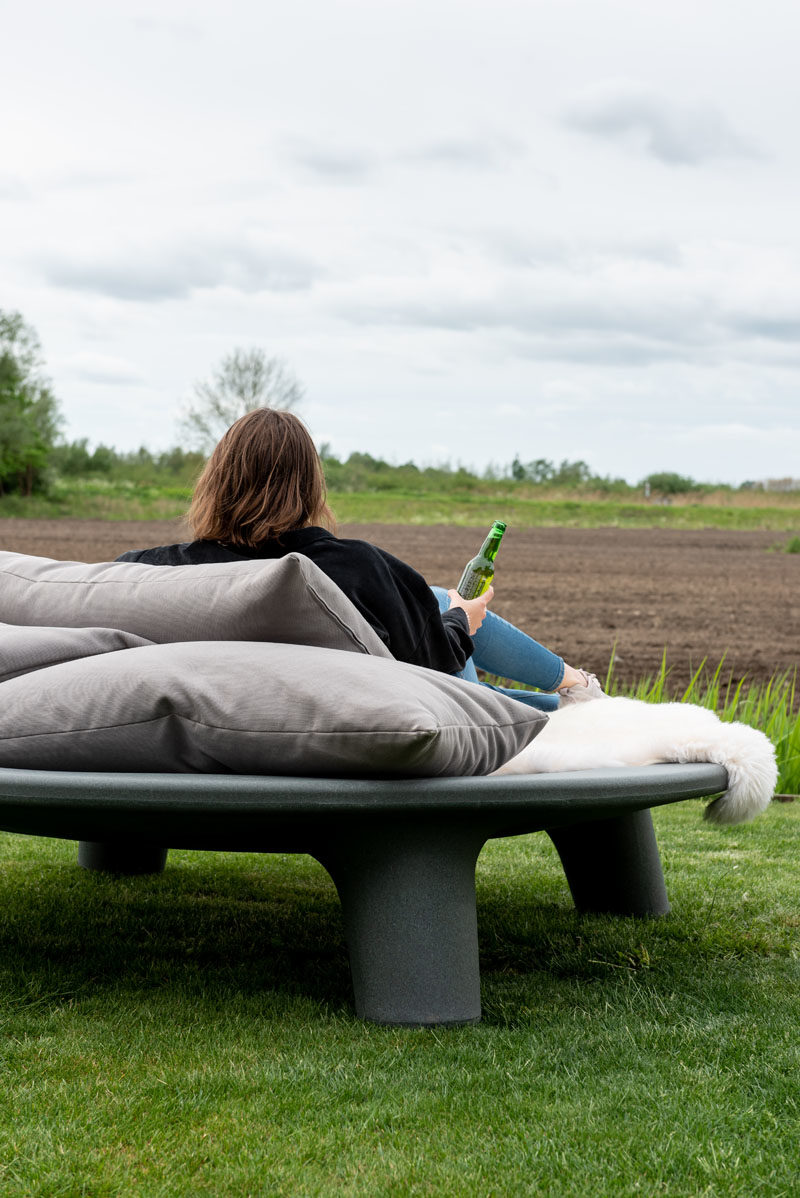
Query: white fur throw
493 697 777 825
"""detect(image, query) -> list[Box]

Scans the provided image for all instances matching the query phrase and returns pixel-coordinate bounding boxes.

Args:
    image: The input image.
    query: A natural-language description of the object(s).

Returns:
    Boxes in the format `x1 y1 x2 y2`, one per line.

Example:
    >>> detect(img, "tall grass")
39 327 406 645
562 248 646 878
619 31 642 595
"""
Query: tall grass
610 653 799 795
487 656 800 797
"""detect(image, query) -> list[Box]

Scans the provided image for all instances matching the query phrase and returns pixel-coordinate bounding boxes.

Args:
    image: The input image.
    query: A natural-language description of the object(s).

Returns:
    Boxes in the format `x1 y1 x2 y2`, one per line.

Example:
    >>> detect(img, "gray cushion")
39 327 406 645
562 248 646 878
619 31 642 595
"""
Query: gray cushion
0 551 390 657
0 622 153 683
0 641 547 777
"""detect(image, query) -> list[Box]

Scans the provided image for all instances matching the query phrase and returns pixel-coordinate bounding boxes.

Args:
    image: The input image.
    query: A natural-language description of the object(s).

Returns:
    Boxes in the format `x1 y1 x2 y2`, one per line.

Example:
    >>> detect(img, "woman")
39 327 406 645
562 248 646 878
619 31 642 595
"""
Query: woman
117 408 604 711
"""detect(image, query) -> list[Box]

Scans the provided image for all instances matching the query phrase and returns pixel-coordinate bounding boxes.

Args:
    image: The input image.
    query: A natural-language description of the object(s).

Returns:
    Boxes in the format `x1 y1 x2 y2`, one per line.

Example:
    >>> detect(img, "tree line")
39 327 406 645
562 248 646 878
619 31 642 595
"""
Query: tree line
0 312 61 496
39 441 715 499
0 308 786 500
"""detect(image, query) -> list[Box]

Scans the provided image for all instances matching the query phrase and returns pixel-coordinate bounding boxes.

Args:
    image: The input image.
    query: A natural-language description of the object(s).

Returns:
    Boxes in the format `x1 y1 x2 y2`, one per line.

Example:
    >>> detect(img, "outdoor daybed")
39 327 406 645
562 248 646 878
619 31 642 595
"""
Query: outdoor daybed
0 550 730 1025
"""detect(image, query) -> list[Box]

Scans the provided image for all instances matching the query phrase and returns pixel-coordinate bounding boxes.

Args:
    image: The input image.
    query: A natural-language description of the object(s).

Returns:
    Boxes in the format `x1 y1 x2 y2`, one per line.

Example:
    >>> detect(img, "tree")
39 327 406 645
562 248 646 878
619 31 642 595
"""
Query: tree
552 458 592 487
527 458 557 485
178 347 304 452
642 471 697 496
509 457 592 486
0 311 62 496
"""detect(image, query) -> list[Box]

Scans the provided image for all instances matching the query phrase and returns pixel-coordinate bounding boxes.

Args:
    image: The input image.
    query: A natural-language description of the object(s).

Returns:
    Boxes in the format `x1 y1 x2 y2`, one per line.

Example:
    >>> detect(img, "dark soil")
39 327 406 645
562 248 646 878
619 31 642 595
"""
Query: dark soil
1 518 797 692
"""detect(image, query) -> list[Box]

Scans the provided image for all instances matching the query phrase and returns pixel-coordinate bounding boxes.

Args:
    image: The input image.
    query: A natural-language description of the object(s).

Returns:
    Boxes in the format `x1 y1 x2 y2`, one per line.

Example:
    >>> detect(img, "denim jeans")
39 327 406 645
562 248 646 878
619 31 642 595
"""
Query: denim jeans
430 586 564 711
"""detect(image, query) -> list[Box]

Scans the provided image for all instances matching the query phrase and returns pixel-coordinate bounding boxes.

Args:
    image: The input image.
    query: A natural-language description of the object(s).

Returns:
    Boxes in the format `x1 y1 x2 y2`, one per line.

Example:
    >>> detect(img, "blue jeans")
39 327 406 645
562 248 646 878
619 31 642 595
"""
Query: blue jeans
431 586 564 711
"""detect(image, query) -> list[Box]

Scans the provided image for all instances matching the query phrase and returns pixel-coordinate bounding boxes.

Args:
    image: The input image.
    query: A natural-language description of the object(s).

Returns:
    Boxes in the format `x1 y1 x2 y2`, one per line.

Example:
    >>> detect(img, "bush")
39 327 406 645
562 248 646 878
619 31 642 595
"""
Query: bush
642 471 698 495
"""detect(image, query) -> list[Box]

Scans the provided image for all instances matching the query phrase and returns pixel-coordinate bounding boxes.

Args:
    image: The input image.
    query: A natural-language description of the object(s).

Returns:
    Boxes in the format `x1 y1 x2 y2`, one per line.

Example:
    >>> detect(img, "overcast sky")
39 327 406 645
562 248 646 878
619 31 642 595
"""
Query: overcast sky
2 0 799 483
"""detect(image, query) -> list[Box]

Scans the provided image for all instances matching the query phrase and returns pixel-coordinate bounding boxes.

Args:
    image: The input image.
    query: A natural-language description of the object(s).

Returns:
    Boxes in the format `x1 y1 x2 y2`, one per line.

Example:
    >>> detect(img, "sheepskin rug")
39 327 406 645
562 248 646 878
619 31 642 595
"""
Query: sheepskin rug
493 697 777 825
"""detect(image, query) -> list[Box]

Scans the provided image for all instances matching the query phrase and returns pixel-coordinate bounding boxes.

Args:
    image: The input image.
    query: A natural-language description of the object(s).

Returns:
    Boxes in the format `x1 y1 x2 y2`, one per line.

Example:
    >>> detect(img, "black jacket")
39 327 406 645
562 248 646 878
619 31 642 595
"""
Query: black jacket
116 526 473 674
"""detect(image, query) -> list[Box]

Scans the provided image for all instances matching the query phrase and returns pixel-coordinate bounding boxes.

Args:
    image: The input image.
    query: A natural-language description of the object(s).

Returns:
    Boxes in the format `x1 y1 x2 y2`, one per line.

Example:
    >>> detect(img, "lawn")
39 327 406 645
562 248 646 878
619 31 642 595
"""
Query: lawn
1 800 797 1196
0 505 796 1193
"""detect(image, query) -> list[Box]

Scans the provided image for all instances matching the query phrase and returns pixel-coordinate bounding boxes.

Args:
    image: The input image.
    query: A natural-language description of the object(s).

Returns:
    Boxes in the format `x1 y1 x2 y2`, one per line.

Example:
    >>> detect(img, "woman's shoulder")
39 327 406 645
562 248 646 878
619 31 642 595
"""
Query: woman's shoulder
115 541 241 565
311 534 433 602
308 531 412 571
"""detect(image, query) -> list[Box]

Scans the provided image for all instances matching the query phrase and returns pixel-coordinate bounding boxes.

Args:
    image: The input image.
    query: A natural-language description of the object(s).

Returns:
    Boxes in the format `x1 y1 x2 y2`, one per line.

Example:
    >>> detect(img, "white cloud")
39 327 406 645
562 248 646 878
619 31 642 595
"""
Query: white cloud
1 0 798 481
283 141 379 183
562 83 761 165
131 16 203 41
37 234 321 301
324 240 800 369
58 352 145 385
400 137 525 170
0 174 31 201
283 134 525 184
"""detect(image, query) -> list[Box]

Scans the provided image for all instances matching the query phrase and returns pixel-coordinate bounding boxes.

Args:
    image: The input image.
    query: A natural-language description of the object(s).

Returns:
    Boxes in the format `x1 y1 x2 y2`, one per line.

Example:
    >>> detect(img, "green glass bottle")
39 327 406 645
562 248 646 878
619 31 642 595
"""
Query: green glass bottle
456 520 507 599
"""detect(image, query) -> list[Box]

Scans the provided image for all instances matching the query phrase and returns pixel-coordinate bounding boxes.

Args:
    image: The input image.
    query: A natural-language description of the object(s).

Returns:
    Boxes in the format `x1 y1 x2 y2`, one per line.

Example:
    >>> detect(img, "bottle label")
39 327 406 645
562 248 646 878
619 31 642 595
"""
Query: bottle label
457 567 490 599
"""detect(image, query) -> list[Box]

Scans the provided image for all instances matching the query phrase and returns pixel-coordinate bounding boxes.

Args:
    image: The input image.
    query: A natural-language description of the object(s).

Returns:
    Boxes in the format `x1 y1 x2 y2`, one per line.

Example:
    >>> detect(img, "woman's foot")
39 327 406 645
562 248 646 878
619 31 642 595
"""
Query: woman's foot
557 669 606 703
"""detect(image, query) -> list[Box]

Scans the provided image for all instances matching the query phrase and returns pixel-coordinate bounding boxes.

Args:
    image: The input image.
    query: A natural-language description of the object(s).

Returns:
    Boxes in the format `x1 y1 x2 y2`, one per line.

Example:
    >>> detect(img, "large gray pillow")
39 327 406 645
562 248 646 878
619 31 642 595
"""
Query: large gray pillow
0 622 153 683
0 641 547 777
0 551 390 657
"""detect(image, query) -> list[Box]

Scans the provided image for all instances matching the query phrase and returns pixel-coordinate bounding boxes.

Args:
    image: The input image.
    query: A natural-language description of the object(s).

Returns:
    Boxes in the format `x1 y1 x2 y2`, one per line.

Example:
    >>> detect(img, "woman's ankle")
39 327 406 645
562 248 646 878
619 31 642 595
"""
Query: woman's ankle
557 663 585 691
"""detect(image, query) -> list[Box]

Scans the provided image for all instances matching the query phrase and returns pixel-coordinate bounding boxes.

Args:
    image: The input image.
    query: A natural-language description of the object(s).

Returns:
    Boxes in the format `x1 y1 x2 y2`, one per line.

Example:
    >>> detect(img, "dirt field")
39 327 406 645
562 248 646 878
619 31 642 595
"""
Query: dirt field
1 518 797 692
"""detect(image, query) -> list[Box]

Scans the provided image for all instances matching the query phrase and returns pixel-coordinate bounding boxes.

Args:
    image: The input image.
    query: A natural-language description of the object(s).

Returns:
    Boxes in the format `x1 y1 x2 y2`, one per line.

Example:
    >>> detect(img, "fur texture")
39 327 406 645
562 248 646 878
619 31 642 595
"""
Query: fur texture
493 697 777 825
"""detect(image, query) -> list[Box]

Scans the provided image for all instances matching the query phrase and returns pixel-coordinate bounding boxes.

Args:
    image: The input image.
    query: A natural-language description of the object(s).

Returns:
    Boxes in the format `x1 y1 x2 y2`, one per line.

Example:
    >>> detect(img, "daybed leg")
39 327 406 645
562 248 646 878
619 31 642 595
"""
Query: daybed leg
316 824 486 1027
78 841 168 875
547 808 670 917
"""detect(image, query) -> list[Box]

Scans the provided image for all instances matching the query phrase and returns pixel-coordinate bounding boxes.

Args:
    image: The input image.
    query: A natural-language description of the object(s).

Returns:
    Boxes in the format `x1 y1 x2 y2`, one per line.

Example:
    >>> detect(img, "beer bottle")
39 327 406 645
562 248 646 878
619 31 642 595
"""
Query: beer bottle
456 520 506 599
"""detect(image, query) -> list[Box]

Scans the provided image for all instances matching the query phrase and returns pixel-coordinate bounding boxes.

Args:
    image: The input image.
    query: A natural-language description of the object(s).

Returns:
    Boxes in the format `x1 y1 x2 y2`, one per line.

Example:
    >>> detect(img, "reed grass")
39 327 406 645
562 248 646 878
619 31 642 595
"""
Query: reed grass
603 654 799 796
485 657 799 797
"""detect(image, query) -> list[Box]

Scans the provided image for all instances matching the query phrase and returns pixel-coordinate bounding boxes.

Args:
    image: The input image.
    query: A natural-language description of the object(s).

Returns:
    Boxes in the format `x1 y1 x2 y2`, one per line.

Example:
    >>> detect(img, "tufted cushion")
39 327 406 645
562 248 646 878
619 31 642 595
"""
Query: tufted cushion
0 622 153 683
0 641 547 778
0 551 390 657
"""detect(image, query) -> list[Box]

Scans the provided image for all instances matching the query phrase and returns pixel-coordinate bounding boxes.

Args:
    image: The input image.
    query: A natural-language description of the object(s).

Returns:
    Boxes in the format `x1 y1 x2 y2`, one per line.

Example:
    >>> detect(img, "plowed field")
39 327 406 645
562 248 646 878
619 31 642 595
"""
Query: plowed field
1 518 797 692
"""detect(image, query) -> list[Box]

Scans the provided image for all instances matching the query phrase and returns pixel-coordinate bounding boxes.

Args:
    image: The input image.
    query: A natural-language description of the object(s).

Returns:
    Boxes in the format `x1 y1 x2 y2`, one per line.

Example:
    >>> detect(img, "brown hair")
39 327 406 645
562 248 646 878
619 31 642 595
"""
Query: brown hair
187 408 334 547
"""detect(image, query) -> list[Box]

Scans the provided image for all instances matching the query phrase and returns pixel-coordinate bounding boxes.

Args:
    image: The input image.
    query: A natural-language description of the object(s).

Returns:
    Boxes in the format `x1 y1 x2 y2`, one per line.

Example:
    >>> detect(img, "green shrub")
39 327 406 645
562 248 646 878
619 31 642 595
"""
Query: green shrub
642 471 698 495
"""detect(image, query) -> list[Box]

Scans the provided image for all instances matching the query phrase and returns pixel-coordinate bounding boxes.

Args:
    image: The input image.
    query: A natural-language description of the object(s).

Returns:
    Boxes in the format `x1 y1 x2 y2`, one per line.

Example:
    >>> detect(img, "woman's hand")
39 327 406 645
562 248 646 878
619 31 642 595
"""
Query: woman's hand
446 586 493 635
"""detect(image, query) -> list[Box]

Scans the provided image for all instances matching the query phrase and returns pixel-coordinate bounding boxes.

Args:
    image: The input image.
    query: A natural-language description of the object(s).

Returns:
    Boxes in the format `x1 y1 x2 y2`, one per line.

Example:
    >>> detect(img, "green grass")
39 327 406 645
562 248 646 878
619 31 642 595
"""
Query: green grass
485 658 800 799
0 478 194 521
3 482 800 530
330 492 800 531
607 656 800 798
0 802 798 1196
